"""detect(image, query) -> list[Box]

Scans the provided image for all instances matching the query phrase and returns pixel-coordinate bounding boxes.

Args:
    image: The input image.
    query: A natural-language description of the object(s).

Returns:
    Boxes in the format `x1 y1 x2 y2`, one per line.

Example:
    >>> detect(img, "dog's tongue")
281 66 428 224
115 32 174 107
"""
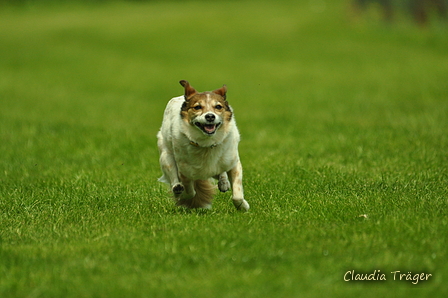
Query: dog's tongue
204 124 216 133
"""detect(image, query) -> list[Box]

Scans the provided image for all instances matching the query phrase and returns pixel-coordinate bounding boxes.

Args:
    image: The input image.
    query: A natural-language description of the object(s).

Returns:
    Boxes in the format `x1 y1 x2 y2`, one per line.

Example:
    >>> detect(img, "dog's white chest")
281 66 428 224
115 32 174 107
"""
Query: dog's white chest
175 143 238 180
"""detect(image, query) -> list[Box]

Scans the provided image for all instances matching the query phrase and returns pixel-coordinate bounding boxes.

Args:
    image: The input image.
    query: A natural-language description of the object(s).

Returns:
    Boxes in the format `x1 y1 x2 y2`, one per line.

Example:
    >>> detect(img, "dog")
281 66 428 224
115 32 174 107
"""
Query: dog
157 80 249 211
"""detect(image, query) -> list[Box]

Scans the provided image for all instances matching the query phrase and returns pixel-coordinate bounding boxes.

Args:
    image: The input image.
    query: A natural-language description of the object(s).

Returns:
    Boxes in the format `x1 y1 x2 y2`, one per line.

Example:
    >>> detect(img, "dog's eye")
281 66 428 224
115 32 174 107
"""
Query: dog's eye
193 105 202 110
215 105 223 110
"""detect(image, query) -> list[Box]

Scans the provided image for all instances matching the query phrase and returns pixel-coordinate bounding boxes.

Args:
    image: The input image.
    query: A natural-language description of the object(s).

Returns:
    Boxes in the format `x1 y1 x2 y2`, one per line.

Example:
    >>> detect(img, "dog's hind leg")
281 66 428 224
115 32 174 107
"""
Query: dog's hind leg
217 172 231 192
177 178 214 209
179 174 195 199
227 159 250 211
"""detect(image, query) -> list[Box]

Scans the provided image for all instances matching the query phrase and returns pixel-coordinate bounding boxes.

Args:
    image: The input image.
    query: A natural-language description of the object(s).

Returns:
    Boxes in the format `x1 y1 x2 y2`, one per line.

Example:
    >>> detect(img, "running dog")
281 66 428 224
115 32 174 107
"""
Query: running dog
157 80 249 211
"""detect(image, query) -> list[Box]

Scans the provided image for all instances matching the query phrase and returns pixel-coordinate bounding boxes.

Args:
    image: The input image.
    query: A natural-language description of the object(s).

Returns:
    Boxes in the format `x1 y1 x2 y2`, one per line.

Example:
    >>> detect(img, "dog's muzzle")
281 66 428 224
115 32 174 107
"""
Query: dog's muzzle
194 113 221 135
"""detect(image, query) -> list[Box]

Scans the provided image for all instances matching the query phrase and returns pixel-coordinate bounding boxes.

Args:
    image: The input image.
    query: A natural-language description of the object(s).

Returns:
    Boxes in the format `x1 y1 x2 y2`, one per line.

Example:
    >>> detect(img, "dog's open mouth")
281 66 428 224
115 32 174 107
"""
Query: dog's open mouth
194 122 221 135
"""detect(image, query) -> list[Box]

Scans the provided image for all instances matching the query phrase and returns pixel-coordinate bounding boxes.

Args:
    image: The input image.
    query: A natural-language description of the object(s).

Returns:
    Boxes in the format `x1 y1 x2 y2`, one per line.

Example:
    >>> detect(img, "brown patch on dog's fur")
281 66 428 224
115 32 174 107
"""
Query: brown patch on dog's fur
212 85 227 100
176 179 216 208
180 80 197 100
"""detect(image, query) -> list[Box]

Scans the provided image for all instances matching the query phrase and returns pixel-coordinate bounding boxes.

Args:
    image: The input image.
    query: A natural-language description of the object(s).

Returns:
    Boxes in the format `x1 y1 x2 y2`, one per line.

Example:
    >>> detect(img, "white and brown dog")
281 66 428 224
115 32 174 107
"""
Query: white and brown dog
157 80 249 211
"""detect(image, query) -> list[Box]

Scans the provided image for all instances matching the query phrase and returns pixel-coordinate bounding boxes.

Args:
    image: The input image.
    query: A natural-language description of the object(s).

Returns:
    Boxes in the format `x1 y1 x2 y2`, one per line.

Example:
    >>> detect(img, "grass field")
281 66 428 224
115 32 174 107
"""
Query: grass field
1 0 447 297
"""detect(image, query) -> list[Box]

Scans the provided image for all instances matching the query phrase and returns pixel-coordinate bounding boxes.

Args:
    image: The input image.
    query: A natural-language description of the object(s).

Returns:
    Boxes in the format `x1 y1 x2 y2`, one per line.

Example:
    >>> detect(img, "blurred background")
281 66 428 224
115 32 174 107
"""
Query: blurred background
351 0 447 25
2 0 447 25
1 0 447 166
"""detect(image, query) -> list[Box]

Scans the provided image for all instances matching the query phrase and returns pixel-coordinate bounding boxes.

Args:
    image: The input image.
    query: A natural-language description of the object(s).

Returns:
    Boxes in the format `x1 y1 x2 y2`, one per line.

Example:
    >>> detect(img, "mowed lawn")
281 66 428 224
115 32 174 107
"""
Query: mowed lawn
0 0 447 297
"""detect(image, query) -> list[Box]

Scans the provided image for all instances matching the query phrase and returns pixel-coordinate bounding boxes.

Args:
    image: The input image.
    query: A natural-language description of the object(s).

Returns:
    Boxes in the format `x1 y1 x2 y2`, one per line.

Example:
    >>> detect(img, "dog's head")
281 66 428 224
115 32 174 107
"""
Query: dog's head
180 80 232 136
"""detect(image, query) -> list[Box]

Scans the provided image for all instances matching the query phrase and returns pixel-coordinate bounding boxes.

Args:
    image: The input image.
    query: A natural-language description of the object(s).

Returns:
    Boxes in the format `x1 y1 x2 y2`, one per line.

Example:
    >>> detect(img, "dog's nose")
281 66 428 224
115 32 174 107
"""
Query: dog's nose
205 113 215 122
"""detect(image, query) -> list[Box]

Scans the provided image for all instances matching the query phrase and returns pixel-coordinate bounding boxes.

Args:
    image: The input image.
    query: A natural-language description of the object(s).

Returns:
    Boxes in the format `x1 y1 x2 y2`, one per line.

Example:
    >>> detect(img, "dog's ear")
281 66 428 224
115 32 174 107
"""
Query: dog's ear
212 85 227 100
179 80 197 100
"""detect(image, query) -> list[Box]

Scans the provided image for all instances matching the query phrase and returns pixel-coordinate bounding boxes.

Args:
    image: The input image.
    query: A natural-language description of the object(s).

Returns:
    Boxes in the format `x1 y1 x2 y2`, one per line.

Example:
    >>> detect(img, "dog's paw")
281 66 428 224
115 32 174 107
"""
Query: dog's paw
172 183 184 197
218 179 231 193
232 199 250 212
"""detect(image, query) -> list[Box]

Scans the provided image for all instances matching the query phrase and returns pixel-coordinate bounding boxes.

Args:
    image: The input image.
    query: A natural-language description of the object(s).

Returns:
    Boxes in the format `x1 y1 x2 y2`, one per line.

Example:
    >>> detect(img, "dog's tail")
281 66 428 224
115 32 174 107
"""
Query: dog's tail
177 179 216 209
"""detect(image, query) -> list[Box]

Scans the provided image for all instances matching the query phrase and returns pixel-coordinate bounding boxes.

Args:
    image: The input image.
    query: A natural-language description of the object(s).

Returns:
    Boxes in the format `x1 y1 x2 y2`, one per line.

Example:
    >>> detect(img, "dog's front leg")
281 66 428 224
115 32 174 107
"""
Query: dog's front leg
159 150 184 197
227 160 250 211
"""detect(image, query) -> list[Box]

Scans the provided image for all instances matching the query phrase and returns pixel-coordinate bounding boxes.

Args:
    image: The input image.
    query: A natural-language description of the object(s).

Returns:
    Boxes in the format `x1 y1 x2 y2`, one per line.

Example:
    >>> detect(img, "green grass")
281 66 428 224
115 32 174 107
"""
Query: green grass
1 0 447 297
